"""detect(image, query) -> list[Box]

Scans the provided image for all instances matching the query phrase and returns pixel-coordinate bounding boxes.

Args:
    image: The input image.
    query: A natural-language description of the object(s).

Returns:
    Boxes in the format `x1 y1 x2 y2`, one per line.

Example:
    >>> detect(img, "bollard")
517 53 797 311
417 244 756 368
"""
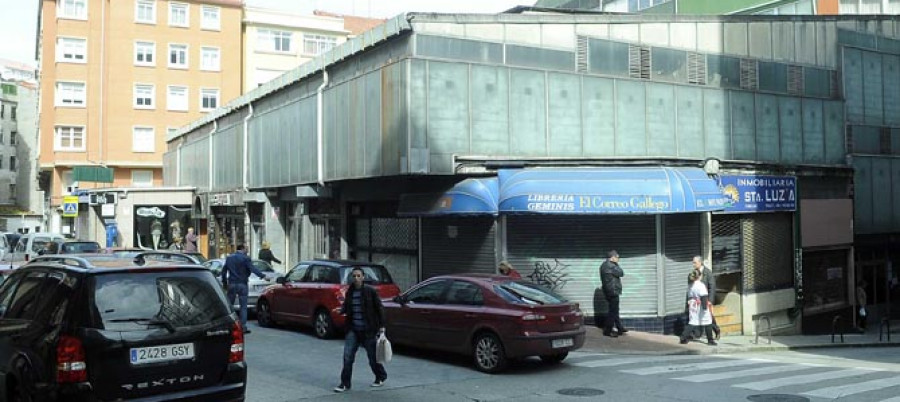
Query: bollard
880 318 891 342
831 315 844 343
753 315 772 345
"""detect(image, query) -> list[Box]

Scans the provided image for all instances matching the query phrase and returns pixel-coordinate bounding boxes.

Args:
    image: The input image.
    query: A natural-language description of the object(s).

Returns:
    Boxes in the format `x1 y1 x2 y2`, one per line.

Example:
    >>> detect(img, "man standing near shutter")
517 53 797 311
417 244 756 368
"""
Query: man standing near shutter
600 250 627 337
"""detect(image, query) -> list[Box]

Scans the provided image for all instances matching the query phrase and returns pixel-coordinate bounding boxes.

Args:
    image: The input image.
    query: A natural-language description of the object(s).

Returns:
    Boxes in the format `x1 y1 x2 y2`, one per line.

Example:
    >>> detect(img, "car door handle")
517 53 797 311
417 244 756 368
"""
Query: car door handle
464 313 477 318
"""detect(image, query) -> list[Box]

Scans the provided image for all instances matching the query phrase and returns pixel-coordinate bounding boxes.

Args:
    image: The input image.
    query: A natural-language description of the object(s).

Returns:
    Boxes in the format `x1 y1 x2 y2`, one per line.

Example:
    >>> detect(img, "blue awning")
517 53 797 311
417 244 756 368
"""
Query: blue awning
498 167 729 214
397 178 499 217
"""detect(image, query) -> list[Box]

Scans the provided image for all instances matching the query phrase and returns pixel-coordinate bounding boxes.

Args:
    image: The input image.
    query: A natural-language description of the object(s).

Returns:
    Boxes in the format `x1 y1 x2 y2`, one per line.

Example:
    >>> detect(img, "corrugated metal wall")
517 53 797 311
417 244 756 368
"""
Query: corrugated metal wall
421 217 496 279
663 214 701 315
211 123 243 191
505 215 657 316
178 137 210 190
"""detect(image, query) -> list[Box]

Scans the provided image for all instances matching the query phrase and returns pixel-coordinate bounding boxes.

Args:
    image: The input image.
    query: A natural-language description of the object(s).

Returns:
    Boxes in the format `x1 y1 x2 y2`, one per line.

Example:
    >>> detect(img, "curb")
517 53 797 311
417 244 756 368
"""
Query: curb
579 339 900 356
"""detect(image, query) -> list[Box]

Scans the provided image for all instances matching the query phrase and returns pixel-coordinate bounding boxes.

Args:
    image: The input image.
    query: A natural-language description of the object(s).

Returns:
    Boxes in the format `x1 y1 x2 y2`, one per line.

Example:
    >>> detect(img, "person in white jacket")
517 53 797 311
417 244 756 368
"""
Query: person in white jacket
680 269 717 346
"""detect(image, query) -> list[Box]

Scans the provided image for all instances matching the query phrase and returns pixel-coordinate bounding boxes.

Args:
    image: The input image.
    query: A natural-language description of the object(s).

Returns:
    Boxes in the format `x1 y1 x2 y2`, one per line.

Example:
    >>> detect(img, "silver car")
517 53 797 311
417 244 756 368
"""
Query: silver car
204 258 276 312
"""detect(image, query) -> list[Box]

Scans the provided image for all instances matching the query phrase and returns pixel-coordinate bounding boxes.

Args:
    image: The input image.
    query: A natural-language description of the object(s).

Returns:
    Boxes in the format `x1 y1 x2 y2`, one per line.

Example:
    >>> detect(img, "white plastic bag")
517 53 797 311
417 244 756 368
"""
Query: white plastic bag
376 332 392 364
859 307 867 317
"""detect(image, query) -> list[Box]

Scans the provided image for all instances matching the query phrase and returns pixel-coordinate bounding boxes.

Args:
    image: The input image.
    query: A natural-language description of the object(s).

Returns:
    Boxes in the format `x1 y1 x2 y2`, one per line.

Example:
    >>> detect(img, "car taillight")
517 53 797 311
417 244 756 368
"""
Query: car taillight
229 322 244 363
56 335 87 383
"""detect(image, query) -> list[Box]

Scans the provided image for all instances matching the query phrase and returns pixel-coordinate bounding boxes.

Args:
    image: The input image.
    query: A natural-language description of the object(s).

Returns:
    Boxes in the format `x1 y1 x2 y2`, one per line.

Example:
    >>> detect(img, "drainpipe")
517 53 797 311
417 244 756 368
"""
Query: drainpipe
243 102 253 192
208 121 217 192
316 69 329 187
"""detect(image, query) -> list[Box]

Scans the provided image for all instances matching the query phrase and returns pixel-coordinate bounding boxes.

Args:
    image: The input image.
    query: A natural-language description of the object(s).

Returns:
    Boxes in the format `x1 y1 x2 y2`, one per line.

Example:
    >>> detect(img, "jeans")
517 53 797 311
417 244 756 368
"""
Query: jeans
227 282 249 331
340 330 386 388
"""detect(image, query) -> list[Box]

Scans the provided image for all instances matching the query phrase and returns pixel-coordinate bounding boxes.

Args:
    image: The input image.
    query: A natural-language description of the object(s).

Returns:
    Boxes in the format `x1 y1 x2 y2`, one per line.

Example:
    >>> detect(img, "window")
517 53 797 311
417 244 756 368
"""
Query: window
132 127 155 152
201 6 220 30
0 130 4 144
10 131 16 146
57 37 86 63
1 104 4 118
10 107 15 121
54 126 84 151
286 264 309 282
131 170 154 187
168 44 188 68
9 156 16 172
167 85 188 111
55 81 86 107
4 272 46 320
445 281 484 306
58 0 87 19
134 41 155 66
135 0 156 23
200 47 220 71
167 127 177 138
61 170 74 195
303 34 337 55
200 88 218 111
133 84 154 109
168 3 188 27
405 280 450 304
257 29 292 52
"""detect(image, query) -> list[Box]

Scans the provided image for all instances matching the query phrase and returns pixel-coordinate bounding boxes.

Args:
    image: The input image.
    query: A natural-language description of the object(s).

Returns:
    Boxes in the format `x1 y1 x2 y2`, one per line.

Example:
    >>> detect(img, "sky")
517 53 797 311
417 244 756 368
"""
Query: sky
0 0 530 66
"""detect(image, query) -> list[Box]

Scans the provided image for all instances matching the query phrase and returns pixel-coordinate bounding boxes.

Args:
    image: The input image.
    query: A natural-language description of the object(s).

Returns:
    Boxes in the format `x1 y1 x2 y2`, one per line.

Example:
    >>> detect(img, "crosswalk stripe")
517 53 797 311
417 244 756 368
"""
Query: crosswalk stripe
734 368 875 391
879 396 900 402
801 375 900 399
620 358 770 375
569 354 707 368
673 363 819 383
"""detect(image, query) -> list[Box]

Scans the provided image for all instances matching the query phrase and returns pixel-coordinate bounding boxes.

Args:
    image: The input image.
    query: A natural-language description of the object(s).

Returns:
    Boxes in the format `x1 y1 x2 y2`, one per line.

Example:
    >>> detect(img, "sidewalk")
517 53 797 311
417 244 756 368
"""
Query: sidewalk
580 322 900 355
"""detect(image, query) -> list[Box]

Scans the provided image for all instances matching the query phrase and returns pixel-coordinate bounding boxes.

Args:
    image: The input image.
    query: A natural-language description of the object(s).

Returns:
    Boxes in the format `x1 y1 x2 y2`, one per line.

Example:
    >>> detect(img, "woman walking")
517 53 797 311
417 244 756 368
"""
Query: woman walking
680 270 717 346
258 241 281 265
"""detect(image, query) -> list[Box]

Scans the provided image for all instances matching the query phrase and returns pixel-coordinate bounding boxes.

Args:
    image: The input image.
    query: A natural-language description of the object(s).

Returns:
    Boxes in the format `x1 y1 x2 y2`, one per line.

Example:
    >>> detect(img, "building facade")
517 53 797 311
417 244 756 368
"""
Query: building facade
0 78 43 233
36 0 242 238
165 12 896 335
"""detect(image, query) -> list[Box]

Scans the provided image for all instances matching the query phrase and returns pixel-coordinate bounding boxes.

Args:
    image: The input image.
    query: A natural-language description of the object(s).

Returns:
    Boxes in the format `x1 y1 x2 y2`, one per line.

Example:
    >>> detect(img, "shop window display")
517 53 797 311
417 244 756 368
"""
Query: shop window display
133 205 192 250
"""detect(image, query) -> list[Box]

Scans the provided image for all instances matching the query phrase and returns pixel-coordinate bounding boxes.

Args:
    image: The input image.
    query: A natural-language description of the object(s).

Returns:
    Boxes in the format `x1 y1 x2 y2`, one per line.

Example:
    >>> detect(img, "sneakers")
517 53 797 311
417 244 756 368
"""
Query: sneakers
708 340 718 346
371 379 386 387
333 385 349 393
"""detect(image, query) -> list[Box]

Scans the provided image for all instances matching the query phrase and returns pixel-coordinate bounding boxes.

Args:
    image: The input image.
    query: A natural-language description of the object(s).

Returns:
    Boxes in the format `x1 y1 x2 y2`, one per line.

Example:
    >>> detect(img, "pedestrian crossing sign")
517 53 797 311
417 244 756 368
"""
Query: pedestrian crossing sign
63 195 79 217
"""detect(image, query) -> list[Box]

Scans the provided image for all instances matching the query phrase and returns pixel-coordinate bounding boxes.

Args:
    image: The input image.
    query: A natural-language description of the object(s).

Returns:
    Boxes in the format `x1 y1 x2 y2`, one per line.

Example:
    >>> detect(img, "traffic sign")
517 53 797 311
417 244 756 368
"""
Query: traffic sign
63 195 79 217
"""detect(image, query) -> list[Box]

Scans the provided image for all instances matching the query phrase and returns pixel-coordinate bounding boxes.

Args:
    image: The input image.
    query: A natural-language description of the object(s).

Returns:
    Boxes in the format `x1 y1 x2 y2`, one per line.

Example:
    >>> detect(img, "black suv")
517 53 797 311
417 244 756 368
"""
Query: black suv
0 260 246 401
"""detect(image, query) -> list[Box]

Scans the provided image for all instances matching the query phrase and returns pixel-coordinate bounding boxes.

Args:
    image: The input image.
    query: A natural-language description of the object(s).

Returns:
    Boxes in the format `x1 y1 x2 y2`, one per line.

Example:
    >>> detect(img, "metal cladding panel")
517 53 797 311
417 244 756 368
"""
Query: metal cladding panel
802 99 825 164
506 215 658 317
421 217 497 279
742 213 794 294
471 65 510 155
824 101 845 165
663 214 701 315
582 76 616 157
548 72 583 156
181 137 209 190
871 158 894 233
843 47 864 124
884 54 900 126
163 152 177 186
211 124 242 191
676 85 704 159
730 91 756 161
863 51 884 126
853 157 874 234
756 94 780 162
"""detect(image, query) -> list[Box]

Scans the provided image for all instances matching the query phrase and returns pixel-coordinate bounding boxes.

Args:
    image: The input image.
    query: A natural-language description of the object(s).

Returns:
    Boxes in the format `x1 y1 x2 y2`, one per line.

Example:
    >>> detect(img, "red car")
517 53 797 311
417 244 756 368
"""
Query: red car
255 260 401 338
383 274 586 373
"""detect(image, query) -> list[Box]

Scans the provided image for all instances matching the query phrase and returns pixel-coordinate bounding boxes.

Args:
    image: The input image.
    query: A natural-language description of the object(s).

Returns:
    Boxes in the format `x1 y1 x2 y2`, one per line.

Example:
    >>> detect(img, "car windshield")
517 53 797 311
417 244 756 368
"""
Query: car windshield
494 281 568 305
62 242 101 253
339 265 394 285
89 270 231 331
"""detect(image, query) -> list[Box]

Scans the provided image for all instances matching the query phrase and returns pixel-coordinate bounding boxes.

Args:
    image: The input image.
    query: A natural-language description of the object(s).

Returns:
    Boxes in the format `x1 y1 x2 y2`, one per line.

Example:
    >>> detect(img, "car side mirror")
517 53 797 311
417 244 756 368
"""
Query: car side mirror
393 295 406 305
276 276 286 284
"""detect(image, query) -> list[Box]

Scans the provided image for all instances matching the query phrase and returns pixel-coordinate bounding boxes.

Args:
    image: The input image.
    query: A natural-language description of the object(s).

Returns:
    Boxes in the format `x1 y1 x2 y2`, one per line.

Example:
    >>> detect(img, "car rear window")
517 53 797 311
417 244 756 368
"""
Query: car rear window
89 270 231 331
339 265 394 285
494 281 568 305
62 242 101 253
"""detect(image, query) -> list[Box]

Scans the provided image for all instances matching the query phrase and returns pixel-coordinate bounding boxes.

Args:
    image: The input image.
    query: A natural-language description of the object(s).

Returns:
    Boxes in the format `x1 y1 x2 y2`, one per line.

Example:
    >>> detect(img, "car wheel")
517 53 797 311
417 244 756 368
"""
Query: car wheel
257 300 275 328
314 309 335 339
540 351 569 364
473 332 507 373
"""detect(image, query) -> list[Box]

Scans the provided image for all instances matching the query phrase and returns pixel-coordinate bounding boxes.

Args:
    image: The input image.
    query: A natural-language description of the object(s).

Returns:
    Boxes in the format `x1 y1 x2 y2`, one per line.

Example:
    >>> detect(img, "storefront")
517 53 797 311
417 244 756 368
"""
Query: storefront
399 167 729 332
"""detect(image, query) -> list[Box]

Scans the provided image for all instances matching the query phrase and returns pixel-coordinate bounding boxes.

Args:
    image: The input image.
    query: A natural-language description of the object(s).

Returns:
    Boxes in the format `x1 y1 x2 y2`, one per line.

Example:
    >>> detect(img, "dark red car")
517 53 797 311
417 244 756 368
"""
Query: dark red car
255 260 401 338
383 274 586 373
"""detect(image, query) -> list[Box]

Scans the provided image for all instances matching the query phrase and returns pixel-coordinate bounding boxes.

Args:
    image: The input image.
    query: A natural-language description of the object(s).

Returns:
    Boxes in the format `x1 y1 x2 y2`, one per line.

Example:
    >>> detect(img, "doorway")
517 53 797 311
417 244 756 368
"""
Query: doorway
311 216 341 259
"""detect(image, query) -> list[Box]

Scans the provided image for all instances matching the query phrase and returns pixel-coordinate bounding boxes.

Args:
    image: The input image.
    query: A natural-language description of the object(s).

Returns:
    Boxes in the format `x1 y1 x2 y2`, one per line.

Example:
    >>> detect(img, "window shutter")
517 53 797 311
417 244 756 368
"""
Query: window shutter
629 45 651 80
787 65 804 95
687 52 707 85
576 35 589 73
740 58 758 90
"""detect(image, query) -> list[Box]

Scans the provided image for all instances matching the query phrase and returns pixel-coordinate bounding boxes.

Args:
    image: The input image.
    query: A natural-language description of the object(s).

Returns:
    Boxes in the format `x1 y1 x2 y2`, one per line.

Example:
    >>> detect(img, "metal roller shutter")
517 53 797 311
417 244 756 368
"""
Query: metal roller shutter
742 212 794 293
712 215 742 274
663 214 701 315
506 215 657 317
421 217 497 279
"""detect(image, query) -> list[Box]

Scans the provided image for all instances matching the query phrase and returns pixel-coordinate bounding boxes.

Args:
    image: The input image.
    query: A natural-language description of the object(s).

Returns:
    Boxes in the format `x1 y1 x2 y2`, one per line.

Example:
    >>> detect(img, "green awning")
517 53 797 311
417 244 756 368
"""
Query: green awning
73 166 114 183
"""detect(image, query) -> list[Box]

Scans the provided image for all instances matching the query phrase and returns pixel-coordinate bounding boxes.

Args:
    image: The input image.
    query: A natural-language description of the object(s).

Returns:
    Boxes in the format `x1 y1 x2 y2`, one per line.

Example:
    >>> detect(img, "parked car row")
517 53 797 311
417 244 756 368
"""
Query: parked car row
255 260 586 373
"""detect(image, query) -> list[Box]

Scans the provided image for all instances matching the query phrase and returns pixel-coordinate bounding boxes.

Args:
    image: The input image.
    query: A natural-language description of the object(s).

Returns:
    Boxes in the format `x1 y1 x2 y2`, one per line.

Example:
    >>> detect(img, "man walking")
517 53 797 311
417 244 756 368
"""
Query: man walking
221 244 266 334
690 256 720 340
334 267 387 393
600 250 627 337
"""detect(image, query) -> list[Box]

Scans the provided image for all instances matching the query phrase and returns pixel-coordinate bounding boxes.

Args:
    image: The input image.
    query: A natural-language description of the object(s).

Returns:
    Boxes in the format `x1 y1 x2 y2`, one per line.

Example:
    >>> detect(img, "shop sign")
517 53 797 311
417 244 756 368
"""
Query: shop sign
523 194 671 213
101 203 115 218
136 206 166 218
210 193 233 206
719 175 796 213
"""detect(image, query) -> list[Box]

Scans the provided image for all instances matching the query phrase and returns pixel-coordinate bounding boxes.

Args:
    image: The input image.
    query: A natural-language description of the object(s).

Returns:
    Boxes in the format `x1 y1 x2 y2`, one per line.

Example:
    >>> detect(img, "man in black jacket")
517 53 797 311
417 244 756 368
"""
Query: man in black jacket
334 267 387 393
600 250 627 337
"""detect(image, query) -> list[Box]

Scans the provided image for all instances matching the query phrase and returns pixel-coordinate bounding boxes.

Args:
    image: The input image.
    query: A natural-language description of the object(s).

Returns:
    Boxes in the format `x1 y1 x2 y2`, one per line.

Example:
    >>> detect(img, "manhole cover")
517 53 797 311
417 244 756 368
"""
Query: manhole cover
557 388 605 397
747 394 810 402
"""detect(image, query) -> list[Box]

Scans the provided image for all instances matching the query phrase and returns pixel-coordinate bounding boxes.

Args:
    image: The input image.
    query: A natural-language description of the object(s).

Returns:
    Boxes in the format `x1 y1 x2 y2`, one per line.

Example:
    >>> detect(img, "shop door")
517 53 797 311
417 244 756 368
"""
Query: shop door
421 217 496 279
711 215 743 335
859 261 887 317
311 216 341 259
506 215 657 318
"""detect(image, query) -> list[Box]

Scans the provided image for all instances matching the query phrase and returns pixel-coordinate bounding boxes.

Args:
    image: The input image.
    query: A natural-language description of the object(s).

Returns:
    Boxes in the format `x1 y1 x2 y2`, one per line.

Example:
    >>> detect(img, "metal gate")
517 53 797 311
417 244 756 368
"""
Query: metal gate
353 217 418 291
505 215 657 317
663 214 701 315
421 217 496 279
742 212 794 293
